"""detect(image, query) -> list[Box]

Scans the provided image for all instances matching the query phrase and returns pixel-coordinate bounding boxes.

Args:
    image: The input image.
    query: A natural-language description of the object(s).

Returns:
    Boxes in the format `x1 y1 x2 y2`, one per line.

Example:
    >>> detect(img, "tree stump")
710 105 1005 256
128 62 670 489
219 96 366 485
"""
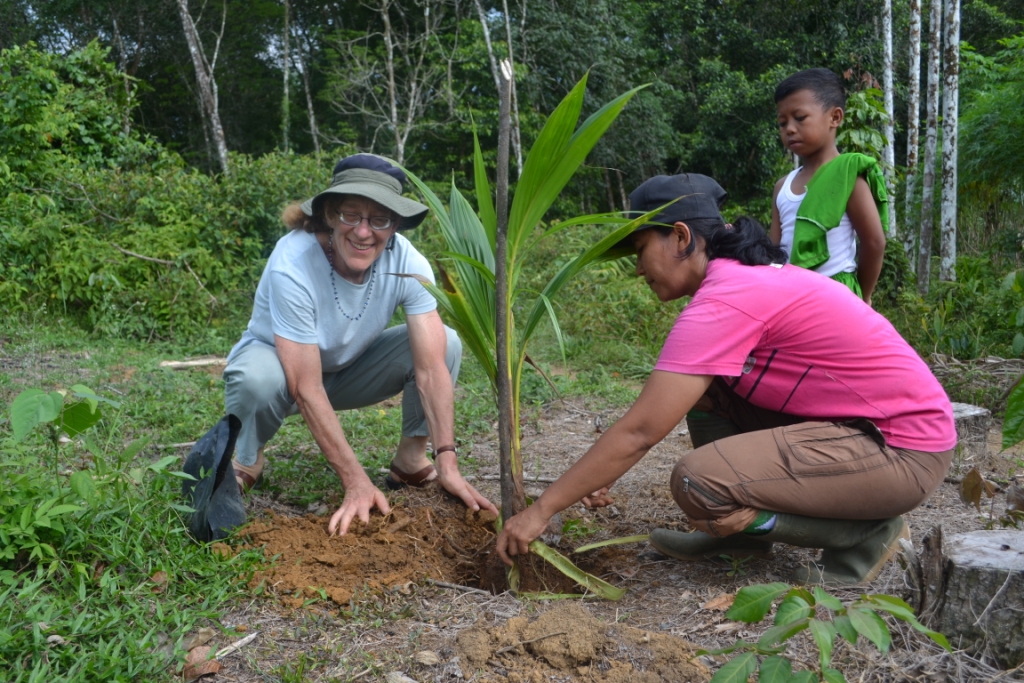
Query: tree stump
904 525 1024 669
951 402 991 463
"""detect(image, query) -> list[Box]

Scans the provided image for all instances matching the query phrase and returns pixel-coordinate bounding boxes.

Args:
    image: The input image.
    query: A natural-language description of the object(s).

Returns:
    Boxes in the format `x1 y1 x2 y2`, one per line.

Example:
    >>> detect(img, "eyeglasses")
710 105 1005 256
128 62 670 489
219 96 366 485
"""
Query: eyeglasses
334 211 395 231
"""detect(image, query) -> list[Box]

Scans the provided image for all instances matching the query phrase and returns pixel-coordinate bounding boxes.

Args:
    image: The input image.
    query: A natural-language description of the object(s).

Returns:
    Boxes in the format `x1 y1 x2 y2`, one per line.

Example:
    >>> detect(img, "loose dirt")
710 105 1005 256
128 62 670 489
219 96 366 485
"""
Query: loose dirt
456 602 711 682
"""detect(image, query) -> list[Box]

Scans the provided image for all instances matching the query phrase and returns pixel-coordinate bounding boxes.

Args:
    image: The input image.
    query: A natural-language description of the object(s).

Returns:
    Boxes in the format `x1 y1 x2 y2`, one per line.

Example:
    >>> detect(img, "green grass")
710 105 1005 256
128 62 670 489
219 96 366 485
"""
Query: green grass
0 312 641 681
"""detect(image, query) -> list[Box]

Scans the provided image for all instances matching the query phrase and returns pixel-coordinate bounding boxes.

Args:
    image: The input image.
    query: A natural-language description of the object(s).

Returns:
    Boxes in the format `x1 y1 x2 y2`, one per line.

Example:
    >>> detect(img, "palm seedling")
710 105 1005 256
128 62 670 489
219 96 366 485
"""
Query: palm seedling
403 73 656 597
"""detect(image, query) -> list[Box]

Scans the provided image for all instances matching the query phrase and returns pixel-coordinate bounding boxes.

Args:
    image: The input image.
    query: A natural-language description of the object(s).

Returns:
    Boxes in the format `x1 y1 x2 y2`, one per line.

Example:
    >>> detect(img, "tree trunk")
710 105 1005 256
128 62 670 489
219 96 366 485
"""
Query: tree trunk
295 29 321 155
501 0 523 179
882 0 898 237
379 0 403 165
918 0 942 294
175 0 230 175
905 0 922 270
494 60 524 525
939 0 960 282
905 526 1024 669
282 0 290 153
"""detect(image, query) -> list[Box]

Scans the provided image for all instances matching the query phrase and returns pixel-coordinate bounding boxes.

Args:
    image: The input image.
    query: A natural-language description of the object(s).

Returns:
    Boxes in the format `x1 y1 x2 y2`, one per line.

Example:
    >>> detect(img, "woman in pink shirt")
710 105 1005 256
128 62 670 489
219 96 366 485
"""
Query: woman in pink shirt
495 173 955 586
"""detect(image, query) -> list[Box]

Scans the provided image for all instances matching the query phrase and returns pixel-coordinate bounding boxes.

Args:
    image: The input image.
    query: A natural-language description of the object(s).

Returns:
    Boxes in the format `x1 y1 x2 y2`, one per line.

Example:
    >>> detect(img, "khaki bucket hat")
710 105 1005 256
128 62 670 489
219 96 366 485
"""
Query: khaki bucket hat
300 154 429 231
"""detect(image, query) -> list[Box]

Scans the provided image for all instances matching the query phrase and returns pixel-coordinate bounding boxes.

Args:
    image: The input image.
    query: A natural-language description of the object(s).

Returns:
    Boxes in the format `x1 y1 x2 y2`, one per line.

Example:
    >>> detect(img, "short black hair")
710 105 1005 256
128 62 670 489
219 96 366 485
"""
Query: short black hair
774 68 846 110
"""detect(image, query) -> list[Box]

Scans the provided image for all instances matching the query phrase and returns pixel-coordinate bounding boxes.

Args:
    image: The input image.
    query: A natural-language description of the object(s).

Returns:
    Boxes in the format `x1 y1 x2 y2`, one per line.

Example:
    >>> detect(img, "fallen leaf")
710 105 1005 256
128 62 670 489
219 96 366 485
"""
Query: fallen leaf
182 645 221 681
414 650 440 666
150 570 169 593
181 627 217 652
702 593 735 611
960 468 987 511
385 673 417 683
47 635 67 646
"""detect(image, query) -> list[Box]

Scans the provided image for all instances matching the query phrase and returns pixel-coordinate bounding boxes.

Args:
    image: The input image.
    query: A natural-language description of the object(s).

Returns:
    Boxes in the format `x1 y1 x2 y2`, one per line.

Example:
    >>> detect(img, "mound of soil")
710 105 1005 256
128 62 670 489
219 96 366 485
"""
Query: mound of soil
456 603 711 683
240 487 500 607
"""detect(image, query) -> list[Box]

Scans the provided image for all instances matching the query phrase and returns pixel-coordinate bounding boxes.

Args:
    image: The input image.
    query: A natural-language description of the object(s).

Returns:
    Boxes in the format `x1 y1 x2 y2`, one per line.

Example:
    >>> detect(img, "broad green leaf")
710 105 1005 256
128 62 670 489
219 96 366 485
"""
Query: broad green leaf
119 437 151 464
1012 332 1024 356
709 652 757 683
69 385 120 410
775 595 813 625
726 583 790 623
70 470 97 504
848 606 891 654
11 389 63 441
574 534 650 554
147 455 179 473
1003 378 1024 449
472 129 496 250
528 540 625 600
788 670 817 683
863 596 951 651
758 618 809 648
784 586 816 605
833 615 858 644
808 618 837 669
757 655 792 683
44 504 81 517
812 586 844 611
60 400 102 437
822 668 848 683
862 594 916 621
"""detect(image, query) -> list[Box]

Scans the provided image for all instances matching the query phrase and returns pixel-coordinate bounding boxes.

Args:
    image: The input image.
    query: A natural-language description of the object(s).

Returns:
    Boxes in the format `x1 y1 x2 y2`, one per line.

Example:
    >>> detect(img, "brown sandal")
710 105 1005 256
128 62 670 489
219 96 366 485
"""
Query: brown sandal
384 461 436 491
235 469 259 495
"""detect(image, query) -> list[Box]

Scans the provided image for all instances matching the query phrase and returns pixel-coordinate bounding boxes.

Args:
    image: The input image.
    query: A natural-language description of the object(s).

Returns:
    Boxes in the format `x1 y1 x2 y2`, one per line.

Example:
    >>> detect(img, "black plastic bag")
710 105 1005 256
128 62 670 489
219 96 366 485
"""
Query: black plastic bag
181 415 246 542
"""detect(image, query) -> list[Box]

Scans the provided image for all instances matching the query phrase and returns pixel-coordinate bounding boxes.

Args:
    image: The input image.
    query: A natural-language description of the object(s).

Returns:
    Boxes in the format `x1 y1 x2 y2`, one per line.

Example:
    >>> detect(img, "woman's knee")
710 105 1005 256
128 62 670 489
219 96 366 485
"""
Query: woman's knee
224 357 287 408
669 449 721 520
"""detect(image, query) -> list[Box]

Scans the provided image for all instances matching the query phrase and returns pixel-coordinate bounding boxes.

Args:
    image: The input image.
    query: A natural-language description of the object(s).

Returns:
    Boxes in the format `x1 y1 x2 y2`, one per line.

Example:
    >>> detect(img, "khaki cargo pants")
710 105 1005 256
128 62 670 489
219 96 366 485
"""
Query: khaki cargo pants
672 378 953 537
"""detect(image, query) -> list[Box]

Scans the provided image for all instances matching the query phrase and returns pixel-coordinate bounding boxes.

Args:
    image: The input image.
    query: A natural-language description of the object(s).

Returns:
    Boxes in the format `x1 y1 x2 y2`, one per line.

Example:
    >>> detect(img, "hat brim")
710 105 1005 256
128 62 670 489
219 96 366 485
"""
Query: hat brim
300 181 429 231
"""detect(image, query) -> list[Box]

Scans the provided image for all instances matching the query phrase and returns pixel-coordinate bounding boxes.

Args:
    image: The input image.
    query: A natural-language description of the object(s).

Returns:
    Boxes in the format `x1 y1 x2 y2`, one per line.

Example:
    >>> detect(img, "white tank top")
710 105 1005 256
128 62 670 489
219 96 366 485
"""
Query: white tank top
777 168 857 277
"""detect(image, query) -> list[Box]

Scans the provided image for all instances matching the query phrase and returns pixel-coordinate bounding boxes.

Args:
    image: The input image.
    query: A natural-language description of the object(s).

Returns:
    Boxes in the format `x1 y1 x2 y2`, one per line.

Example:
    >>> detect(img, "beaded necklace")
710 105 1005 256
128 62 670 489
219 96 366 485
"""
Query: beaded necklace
327 232 376 321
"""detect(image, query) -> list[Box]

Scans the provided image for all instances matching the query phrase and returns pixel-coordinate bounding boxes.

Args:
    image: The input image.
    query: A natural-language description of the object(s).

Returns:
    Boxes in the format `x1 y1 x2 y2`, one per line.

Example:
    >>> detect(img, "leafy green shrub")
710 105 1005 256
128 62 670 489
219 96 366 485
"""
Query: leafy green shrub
703 583 950 683
1 385 260 681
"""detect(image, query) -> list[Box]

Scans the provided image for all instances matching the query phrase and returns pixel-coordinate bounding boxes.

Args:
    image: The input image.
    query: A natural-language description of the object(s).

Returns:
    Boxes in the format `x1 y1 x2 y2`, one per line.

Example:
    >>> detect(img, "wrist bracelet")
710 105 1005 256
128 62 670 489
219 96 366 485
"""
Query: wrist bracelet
431 444 458 460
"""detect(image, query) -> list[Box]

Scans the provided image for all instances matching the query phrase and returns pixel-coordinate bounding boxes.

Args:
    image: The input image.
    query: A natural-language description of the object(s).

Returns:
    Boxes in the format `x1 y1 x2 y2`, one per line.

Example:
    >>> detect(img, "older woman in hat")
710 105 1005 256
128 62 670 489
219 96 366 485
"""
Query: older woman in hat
224 154 496 536
496 173 954 586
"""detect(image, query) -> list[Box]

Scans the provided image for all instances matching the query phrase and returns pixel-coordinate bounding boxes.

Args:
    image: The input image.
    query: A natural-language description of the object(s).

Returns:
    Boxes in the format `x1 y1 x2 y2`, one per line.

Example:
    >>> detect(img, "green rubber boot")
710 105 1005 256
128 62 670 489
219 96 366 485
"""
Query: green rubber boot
768 514 911 586
649 528 774 561
686 410 742 449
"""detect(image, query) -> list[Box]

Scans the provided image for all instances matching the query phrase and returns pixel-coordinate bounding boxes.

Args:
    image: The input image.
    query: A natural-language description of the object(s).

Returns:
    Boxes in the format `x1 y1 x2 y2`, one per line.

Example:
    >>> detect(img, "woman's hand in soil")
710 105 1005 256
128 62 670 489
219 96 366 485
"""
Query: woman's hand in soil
327 477 391 536
581 487 614 508
496 505 550 565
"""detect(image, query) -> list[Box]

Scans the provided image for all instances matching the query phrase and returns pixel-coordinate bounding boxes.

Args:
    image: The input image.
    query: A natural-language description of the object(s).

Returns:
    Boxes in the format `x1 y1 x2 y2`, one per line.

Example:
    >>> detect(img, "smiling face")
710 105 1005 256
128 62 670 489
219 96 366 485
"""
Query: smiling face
632 225 707 301
775 88 843 159
324 195 397 283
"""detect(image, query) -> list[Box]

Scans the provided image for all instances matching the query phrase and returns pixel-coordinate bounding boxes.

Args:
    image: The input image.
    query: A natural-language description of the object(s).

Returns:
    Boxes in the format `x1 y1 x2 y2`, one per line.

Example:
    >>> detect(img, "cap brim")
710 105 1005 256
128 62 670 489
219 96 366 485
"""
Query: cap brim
301 181 429 231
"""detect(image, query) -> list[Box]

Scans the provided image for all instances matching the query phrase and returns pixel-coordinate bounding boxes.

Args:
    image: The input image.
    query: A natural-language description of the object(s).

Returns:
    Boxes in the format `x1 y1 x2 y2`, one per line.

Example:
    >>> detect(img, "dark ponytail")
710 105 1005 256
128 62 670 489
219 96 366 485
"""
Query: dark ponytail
705 216 787 266
651 215 788 266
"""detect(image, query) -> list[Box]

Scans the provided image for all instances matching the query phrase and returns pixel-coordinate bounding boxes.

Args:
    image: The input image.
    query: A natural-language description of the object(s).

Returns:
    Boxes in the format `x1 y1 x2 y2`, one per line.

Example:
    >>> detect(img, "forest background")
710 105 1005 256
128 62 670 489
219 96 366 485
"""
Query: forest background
2 0 1024 406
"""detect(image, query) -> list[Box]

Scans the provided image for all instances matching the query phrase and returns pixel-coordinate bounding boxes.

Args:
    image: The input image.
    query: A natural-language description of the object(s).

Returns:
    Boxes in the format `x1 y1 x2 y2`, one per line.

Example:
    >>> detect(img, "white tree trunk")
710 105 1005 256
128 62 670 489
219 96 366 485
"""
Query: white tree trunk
282 0 290 153
882 0 898 237
294 29 321 155
939 0 960 281
905 0 922 270
918 0 942 294
175 0 230 175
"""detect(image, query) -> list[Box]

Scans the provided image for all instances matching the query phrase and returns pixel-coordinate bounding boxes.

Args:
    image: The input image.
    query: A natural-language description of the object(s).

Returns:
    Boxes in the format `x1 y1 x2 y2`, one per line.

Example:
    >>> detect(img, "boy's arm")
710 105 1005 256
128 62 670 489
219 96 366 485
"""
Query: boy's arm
846 176 886 305
769 177 785 245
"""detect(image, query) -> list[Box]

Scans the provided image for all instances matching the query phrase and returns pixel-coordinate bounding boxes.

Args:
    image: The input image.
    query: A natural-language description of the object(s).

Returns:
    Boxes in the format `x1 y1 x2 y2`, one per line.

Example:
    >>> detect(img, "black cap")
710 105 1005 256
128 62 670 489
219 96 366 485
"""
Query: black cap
629 173 727 226
332 153 407 188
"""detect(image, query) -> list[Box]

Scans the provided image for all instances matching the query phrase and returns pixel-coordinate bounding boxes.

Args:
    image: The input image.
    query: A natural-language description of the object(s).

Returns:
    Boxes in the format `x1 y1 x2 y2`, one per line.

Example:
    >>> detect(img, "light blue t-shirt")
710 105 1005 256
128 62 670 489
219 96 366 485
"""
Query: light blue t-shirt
228 230 437 372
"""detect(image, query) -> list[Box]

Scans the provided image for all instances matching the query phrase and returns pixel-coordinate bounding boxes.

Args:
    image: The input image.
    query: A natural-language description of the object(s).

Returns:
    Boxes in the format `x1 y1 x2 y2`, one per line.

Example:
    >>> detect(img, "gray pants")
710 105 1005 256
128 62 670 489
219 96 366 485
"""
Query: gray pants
223 325 462 466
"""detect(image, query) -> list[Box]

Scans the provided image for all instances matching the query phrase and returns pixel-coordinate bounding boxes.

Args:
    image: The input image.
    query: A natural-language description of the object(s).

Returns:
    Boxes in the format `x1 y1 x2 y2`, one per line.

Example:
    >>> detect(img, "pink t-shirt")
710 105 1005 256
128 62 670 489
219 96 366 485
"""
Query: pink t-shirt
654 259 955 451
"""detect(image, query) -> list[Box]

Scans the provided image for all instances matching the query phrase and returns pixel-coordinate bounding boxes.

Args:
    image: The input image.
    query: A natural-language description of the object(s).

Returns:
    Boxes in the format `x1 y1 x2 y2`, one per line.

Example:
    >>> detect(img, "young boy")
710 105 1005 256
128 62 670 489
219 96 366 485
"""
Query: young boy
770 68 888 305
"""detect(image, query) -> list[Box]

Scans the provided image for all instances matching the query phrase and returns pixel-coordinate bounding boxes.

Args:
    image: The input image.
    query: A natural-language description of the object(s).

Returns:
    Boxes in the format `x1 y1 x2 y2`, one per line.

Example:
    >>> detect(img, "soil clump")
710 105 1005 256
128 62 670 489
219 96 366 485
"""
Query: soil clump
456 602 711 683
241 486 500 607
